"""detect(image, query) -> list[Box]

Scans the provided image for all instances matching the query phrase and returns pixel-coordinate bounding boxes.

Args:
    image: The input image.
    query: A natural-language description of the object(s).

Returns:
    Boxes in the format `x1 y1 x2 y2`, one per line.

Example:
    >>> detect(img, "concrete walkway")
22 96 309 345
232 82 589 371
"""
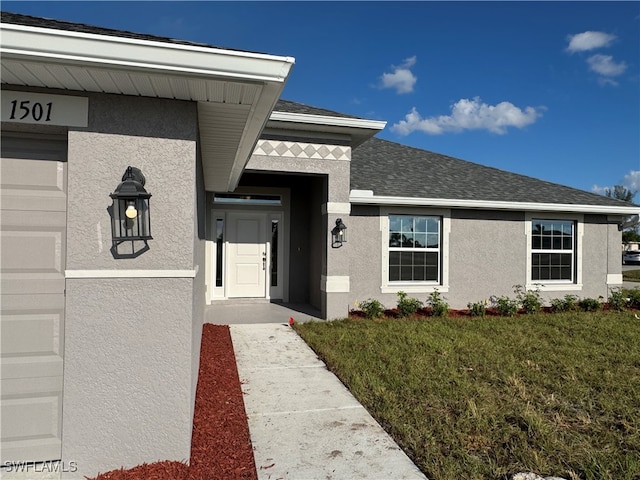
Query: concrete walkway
230 323 427 480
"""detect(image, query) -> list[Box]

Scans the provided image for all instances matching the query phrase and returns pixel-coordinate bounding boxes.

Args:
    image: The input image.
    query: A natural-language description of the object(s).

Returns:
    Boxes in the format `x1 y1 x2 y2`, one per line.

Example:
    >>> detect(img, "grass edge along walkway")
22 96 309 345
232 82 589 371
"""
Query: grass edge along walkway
623 268 640 282
295 312 640 480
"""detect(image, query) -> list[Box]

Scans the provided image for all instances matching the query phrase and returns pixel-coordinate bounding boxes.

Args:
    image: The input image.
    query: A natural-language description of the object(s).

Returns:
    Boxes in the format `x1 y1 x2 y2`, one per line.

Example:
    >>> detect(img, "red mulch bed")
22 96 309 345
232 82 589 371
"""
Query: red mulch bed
90 324 256 480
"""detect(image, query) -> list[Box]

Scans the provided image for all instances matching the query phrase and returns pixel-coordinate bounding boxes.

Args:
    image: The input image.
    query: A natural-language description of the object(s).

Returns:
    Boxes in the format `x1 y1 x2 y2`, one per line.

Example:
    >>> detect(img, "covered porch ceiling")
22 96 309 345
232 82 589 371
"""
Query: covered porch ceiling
0 19 295 192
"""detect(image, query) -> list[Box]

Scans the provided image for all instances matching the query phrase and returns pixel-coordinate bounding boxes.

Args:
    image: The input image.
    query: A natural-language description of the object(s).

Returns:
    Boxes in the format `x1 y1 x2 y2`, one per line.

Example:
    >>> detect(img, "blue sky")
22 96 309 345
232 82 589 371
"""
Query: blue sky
5 1 639 198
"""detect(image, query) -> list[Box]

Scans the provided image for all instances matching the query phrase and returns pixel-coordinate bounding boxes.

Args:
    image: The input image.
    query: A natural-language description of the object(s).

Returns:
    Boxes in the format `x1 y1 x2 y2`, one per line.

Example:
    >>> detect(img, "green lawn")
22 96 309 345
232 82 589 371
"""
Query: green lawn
623 268 640 282
295 312 640 480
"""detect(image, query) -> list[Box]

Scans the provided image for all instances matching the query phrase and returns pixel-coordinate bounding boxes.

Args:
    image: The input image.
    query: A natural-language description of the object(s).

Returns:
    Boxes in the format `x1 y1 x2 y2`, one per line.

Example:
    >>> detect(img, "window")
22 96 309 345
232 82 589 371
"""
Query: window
271 219 279 287
531 219 575 282
213 193 281 206
526 215 583 291
388 215 441 283
215 218 224 287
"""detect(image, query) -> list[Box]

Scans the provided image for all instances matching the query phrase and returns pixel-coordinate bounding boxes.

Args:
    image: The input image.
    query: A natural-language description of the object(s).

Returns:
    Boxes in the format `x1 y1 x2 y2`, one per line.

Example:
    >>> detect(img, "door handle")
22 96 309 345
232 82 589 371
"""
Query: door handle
262 252 266 270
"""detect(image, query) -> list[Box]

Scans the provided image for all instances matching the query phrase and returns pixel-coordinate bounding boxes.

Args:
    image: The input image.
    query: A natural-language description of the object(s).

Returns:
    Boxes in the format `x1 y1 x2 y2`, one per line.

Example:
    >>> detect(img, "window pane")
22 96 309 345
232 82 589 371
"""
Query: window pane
389 251 401 281
389 216 402 233
400 266 412 281
426 252 439 281
414 251 426 265
271 220 278 287
414 233 427 248
214 193 281 205
531 253 572 281
389 232 402 247
215 219 224 287
401 217 414 233
388 250 440 282
402 233 414 248
427 217 439 233
414 217 427 233
532 235 541 249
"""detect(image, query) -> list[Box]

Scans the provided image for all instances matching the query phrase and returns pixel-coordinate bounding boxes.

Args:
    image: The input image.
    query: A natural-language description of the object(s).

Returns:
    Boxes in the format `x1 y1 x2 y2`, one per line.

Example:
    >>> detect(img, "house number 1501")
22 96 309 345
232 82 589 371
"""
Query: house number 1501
9 100 53 122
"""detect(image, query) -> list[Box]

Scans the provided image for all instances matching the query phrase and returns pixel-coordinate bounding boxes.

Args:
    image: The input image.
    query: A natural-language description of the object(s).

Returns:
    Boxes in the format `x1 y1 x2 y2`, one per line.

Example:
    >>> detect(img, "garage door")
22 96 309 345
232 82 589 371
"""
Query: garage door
1 133 67 463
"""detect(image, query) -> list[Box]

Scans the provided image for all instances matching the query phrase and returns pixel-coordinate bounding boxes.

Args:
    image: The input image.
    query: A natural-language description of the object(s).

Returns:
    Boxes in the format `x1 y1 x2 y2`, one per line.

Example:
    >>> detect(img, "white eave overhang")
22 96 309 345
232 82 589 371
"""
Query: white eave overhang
266 111 386 147
350 190 640 216
0 21 295 191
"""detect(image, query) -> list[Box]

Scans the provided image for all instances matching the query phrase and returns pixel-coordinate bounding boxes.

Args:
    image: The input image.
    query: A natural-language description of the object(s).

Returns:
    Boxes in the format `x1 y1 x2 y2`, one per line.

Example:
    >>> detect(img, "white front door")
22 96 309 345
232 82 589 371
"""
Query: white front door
227 212 267 298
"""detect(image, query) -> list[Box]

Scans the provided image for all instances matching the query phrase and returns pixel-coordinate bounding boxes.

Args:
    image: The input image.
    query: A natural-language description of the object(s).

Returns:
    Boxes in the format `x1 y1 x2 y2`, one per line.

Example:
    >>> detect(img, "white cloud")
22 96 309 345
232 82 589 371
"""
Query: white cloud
565 31 627 87
622 170 640 192
380 56 417 94
587 54 627 77
566 31 616 53
391 97 543 136
591 170 640 196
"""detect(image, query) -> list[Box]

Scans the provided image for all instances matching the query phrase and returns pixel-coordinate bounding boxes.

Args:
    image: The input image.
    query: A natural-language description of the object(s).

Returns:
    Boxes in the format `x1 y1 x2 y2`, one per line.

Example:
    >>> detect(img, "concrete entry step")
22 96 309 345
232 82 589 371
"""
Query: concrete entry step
230 323 427 480
206 301 322 324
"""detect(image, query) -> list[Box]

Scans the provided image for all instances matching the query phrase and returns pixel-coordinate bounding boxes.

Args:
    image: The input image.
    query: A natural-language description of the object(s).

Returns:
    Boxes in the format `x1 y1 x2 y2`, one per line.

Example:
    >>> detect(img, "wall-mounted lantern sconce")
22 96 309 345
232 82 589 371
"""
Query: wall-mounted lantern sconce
331 218 347 248
110 166 152 249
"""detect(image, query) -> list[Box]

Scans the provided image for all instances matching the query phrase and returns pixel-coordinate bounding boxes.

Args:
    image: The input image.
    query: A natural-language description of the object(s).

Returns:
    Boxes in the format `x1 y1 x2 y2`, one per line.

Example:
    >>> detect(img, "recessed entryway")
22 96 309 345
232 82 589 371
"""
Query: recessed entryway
208 189 288 303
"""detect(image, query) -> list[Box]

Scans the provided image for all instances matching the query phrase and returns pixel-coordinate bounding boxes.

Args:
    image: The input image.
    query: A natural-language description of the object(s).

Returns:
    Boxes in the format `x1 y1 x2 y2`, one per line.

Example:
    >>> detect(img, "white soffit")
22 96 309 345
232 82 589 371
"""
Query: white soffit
1 22 295 191
350 190 640 215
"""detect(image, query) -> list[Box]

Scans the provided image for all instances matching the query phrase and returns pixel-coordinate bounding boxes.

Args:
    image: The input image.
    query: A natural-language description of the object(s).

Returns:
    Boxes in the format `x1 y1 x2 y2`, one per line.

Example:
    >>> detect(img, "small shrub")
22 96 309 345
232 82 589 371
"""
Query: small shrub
427 289 449 317
608 288 628 312
579 297 602 312
358 298 385 319
514 284 543 314
626 288 640 309
490 295 518 317
396 291 423 317
551 294 579 312
467 300 487 317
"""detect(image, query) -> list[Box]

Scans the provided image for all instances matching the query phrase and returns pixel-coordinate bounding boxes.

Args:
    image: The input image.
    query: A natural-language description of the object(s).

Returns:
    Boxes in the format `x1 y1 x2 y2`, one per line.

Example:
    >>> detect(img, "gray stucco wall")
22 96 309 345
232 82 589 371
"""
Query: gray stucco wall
62 279 194 477
581 215 620 299
349 207 622 311
447 210 525 307
66 94 198 271
62 93 200 477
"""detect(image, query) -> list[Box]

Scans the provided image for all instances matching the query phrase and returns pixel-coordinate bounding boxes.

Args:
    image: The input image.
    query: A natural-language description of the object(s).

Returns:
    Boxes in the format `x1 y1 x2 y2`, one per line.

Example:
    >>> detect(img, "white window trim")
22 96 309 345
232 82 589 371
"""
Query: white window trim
525 213 583 291
380 207 450 294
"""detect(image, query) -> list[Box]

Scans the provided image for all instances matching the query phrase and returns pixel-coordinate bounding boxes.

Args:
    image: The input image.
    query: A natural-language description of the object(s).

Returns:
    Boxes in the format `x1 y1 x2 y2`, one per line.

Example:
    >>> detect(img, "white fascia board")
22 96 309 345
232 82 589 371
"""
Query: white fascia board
227 82 287 191
1 23 295 83
269 111 386 131
349 190 640 216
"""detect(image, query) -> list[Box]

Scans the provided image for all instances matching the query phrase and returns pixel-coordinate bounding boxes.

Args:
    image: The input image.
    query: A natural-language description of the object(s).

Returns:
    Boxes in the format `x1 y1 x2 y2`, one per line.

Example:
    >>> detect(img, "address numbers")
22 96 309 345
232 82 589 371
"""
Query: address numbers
2 91 88 127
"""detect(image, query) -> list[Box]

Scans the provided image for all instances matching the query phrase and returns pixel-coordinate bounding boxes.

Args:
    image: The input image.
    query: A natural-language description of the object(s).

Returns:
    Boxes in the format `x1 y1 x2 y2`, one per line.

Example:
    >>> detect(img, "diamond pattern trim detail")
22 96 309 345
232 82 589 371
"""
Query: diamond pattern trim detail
253 140 350 160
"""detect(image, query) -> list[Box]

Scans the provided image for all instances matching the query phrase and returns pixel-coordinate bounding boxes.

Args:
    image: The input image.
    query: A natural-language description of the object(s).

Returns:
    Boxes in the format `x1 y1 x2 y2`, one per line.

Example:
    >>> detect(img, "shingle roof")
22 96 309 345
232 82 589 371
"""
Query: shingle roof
0 11 265 54
274 99 362 119
351 137 634 208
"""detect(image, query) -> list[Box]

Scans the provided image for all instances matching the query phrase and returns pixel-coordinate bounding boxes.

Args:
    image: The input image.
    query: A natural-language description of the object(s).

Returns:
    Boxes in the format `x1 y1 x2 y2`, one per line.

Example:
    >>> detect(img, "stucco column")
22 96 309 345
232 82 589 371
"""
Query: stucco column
322 161 352 320
61 95 200 478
